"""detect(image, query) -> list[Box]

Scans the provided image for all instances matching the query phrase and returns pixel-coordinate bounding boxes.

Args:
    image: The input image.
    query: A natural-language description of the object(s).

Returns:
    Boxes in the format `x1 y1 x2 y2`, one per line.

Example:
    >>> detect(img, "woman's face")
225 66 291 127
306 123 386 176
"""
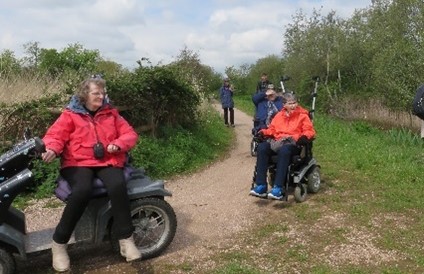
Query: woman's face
284 100 298 113
85 83 105 111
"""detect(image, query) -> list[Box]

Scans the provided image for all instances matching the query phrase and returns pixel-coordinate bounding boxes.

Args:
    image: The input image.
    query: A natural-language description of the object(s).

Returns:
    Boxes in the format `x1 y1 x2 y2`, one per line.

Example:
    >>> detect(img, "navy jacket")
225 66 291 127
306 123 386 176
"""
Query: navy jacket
252 92 283 132
219 86 234 108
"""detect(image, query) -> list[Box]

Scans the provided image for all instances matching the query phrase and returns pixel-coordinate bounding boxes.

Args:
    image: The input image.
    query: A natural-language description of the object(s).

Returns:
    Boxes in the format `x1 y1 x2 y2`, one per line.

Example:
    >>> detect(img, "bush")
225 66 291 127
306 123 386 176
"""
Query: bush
129 106 233 178
107 66 200 136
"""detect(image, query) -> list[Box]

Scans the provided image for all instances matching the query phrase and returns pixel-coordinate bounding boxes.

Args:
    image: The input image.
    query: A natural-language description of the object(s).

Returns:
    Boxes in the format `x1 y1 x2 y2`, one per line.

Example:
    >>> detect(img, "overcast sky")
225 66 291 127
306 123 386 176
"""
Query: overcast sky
0 0 371 73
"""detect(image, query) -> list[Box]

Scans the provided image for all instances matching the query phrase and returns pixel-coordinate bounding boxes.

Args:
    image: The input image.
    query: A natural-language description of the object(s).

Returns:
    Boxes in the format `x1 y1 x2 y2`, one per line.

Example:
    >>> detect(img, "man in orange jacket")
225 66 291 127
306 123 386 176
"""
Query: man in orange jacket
250 92 316 200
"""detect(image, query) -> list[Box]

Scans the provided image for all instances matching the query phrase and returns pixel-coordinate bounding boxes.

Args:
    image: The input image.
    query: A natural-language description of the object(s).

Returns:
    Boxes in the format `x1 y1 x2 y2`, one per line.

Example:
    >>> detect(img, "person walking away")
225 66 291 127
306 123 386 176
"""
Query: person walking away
41 76 142 272
219 78 235 127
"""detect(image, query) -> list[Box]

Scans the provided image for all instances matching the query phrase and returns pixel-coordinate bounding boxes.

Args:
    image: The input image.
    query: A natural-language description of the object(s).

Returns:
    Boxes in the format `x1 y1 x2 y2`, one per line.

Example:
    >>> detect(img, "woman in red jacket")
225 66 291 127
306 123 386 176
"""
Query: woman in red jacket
42 76 141 272
250 92 316 200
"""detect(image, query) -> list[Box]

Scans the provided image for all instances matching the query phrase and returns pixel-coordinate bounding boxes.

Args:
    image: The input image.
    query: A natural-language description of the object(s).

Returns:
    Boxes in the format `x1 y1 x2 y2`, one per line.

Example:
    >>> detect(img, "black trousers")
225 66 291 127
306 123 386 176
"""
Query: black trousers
53 166 133 244
223 108 234 125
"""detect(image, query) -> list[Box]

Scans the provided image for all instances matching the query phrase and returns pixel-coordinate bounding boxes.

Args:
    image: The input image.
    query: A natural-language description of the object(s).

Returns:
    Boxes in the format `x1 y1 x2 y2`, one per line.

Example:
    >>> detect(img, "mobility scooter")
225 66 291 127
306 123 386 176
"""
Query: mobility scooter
0 132 177 273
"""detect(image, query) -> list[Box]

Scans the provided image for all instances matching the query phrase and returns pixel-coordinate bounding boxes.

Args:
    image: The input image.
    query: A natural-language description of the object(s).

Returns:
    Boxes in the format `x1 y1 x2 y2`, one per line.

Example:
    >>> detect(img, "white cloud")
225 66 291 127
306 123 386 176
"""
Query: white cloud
0 0 372 73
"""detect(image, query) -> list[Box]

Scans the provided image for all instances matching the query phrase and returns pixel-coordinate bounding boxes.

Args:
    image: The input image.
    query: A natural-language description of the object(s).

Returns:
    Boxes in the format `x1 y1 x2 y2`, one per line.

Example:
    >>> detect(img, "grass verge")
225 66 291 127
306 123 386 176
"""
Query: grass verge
157 96 424 273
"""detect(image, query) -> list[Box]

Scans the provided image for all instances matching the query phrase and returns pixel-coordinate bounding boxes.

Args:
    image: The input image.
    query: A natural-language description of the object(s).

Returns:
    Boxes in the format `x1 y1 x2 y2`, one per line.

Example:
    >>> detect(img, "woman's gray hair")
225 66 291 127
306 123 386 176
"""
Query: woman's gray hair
75 77 106 104
282 92 297 103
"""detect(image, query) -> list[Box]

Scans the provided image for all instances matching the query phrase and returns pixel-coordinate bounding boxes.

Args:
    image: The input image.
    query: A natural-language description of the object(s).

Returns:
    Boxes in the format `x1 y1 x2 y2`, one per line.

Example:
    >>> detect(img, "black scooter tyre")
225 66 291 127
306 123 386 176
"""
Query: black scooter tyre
111 197 177 259
0 248 15 274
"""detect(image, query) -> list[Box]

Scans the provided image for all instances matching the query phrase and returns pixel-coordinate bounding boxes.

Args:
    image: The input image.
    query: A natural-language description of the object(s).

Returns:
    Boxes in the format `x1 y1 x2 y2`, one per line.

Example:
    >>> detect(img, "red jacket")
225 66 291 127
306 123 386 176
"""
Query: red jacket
260 106 315 141
43 96 138 169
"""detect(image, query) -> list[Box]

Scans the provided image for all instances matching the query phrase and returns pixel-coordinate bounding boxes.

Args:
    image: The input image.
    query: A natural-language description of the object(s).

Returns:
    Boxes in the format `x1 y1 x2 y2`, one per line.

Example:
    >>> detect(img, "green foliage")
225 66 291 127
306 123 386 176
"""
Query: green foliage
38 43 100 79
0 49 22 76
279 0 424 113
107 65 200 136
224 55 285 96
128 106 232 178
387 127 424 147
29 159 60 198
233 94 255 117
0 94 65 143
225 63 252 95
168 46 222 99
12 159 60 209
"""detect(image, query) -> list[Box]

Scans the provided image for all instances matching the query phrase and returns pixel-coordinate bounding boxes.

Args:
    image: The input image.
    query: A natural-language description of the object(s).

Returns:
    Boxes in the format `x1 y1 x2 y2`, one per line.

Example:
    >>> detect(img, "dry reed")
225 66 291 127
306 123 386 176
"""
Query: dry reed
332 98 423 134
0 74 62 105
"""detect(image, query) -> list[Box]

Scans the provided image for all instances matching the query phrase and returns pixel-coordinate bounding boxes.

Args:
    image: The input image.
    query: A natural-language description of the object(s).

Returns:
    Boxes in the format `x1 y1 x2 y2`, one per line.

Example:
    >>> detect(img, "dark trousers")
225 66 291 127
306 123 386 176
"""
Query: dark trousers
53 166 133 244
255 141 299 189
223 108 234 125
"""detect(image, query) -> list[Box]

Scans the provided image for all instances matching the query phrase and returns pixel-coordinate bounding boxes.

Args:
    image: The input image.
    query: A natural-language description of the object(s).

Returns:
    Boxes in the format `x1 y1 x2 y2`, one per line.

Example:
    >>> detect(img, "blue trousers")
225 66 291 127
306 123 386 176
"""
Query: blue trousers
255 141 299 189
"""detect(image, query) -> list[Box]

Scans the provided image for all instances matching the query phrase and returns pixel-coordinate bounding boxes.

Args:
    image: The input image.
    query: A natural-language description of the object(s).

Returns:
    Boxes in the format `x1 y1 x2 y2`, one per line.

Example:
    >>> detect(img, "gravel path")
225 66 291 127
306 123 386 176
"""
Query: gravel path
155 105 262 263
20 105 267 273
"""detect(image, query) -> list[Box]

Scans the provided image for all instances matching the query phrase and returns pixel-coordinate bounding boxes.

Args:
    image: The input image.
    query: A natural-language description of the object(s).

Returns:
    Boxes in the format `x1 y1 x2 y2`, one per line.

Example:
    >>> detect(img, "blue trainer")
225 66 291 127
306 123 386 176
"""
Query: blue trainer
267 186 284 200
250 184 268 198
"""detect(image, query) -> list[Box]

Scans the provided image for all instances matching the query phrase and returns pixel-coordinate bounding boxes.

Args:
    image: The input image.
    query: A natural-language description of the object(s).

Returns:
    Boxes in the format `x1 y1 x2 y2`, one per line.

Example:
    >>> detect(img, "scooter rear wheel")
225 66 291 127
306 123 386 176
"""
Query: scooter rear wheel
111 197 177 259
0 248 15 274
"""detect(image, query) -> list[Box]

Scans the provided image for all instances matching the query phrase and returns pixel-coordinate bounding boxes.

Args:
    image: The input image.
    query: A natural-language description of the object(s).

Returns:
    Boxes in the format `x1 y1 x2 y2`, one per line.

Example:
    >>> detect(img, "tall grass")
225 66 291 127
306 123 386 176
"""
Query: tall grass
328 96 423 134
0 73 62 104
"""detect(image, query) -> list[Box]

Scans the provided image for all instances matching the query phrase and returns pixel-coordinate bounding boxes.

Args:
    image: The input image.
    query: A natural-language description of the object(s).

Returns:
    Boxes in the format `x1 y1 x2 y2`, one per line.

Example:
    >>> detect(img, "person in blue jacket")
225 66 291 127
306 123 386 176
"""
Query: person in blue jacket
256 73 271 94
252 85 283 134
219 78 235 127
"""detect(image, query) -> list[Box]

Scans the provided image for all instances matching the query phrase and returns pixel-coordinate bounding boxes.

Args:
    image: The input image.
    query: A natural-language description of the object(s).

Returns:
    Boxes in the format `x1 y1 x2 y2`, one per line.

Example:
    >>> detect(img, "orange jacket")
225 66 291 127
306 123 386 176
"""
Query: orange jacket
260 106 315 141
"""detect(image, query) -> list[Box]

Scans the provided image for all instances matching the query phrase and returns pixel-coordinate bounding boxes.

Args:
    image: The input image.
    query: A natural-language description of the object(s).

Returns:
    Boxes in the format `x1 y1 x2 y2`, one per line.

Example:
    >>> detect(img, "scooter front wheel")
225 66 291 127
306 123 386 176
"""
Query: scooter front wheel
0 248 15 274
111 197 177 259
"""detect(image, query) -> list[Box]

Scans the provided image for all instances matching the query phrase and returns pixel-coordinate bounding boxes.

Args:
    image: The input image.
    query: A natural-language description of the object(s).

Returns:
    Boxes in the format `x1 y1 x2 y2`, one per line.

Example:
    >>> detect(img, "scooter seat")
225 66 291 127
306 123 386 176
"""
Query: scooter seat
54 165 144 202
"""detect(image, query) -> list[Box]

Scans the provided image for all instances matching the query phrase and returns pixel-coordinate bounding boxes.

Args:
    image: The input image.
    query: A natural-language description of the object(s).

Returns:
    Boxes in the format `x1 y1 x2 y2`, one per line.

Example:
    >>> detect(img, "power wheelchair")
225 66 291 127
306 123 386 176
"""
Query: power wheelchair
251 137 321 202
251 76 321 202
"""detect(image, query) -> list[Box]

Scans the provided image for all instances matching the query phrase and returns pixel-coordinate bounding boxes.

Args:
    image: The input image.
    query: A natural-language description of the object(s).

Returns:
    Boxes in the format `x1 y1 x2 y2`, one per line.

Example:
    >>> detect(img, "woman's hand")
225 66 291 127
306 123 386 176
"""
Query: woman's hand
42 149 56 163
107 144 120 154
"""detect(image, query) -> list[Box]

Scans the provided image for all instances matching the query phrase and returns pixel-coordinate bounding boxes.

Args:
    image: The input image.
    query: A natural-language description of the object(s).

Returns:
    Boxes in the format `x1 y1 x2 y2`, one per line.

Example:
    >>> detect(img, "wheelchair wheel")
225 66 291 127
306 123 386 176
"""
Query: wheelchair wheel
250 139 258 156
307 166 321 193
294 184 307 203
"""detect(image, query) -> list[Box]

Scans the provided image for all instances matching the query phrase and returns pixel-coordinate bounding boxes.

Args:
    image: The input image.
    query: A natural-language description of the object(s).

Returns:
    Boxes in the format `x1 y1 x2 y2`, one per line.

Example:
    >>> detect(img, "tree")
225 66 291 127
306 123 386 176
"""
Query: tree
168 46 221 98
0 49 21 77
22 41 42 70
